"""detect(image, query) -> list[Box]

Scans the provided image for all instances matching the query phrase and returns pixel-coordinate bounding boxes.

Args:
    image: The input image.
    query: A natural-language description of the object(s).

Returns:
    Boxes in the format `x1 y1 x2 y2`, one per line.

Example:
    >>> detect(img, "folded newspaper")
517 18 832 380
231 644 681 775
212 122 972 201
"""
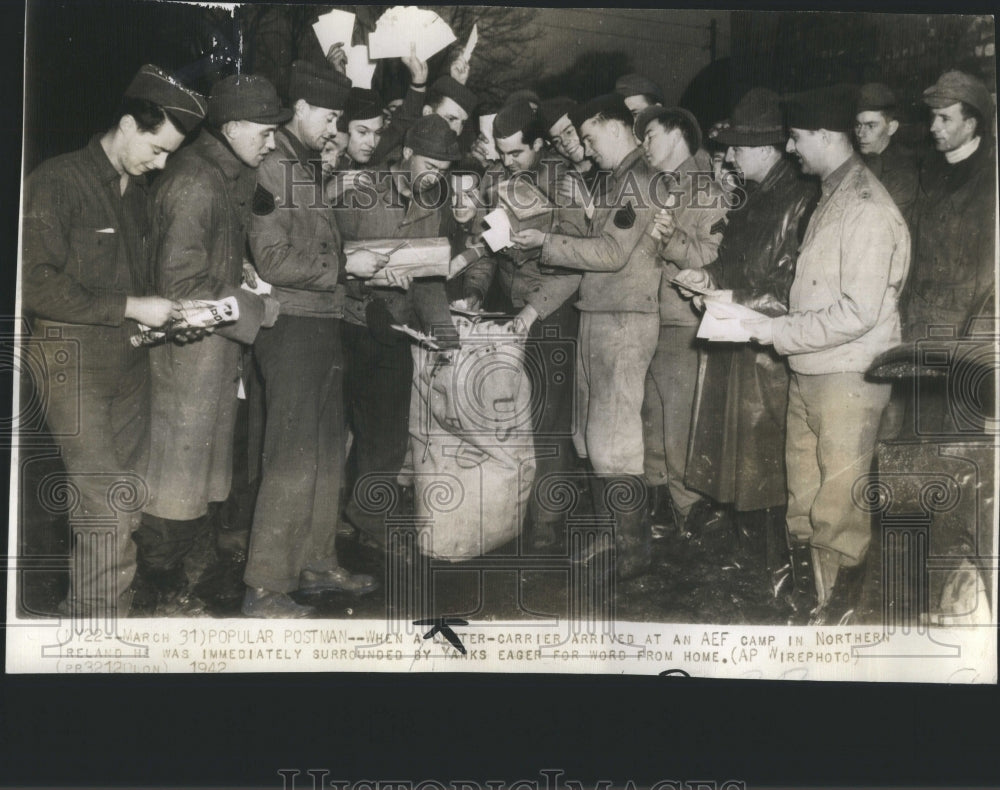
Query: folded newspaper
130 296 239 347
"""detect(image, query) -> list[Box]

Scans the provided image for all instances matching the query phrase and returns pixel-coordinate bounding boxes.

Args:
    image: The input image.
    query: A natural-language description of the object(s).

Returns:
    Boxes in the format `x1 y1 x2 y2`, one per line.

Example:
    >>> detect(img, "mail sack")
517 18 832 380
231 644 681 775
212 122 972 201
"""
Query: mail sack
408 318 536 560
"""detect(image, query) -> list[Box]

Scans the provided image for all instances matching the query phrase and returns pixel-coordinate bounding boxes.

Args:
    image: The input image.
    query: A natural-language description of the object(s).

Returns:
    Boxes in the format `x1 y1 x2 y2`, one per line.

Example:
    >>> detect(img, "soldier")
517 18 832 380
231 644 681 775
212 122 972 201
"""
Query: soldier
854 83 918 216
676 88 819 594
634 105 729 535
539 97 603 196
135 75 285 614
461 100 584 550
21 65 206 618
743 84 910 624
245 61 387 617
335 114 464 548
510 94 662 580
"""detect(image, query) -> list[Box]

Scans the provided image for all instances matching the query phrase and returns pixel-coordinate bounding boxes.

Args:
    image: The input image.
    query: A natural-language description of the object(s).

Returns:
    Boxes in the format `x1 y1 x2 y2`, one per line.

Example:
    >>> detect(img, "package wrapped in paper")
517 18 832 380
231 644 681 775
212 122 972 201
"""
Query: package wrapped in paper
131 296 239 347
344 237 460 285
496 177 555 222
407 317 535 560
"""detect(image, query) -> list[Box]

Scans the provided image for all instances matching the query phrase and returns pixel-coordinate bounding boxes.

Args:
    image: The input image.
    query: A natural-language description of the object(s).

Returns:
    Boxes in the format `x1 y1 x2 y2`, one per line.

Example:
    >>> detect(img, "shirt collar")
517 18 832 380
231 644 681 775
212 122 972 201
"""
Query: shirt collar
200 127 250 181
945 135 981 165
87 134 125 186
821 152 860 198
277 126 319 169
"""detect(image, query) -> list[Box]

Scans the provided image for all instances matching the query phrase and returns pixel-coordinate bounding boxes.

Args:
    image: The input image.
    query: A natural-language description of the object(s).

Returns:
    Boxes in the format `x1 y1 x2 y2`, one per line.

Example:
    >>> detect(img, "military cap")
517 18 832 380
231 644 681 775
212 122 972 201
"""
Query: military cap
614 73 664 103
856 83 898 114
493 100 538 140
208 74 292 126
712 88 784 146
568 93 630 130
429 76 479 116
503 88 541 108
782 84 859 133
634 105 703 152
539 97 576 131
405 114 461 161
922 70 994 120
341 88 385 125
289 59 352 111
124 64 207 133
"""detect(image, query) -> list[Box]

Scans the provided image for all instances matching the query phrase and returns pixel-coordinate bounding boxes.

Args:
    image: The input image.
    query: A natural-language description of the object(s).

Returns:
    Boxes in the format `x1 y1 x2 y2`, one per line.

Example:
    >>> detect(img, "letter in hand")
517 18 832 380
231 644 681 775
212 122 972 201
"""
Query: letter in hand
345 248 391 279
511 228 545 251
326 42 348 74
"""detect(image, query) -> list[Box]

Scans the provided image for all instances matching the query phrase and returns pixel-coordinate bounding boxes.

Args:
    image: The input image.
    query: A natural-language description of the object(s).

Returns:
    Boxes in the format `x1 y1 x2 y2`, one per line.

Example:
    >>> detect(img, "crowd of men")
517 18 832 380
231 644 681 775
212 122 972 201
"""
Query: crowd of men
21 28 996 625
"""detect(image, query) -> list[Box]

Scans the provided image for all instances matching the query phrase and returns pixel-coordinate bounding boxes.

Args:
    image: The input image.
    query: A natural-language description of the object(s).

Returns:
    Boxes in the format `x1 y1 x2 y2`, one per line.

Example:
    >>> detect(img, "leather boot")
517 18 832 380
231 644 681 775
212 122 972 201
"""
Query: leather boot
787 538 817 620
614 503 652 581
735 509 766 576
572 475 613 567
810 552 867 626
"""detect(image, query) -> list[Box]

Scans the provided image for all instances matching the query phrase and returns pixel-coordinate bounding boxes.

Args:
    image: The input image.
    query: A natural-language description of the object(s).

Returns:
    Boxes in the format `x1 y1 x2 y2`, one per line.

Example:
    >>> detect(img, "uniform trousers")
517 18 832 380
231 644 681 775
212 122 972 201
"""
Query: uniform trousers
244 316 346 593
785 371 890 565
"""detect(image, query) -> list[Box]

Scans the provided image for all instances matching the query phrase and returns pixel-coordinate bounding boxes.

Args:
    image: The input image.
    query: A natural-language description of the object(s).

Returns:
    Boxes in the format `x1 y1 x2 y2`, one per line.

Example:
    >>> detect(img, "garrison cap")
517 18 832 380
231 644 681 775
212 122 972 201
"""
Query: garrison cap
782 84 859 133
289 60 352 111
922 70 994 120
569 93 630 130
208 74 292 126
503 88 541 108
124 64 207 133
493 100 538 140
614 73 664 103
429 76 479 116
634 105 703 153
341 88 385 125
712 87 784 147
405 114 461 161
539 97 576 131
856 83 898 114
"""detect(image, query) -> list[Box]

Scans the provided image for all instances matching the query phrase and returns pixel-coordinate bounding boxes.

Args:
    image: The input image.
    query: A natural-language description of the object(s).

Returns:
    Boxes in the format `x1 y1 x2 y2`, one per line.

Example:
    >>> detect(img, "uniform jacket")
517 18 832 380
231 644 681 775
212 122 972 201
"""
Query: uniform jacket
250 126 344 318
462 155 583 319
333 167 458 337
539 146 662 314
905 137 996 340
654 154 730 325
861 139 919 218
144 129 270 520
21 135 150 368
772 155 910 375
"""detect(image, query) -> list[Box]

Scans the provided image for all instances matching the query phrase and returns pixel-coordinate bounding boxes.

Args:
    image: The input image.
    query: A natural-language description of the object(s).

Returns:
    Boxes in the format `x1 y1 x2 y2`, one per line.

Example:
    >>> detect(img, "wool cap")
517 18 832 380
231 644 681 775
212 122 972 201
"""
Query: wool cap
429 76 479 116
782 84 859 133
614 73 664 103
405 114 461 161
634 105 703 152
341 88 386 125
288 59 352 111
712 87 785 146
568 93 630 130
493 100 538 140
124 64 207 133
208 74 292 126
539 96 576 131
856 83 898 114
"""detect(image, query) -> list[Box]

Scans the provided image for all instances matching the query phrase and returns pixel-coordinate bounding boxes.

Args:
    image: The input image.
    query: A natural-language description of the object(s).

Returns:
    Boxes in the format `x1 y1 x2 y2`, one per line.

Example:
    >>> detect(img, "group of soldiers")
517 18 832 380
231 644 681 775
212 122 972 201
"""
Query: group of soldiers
21 29 996 624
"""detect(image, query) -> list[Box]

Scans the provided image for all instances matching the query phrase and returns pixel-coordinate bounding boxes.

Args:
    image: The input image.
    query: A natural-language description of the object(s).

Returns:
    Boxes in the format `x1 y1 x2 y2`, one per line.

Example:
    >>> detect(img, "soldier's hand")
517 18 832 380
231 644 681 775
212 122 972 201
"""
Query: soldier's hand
124 296 180 329
326 43 348 74
345 249 390 279
383 267 412 290
742 317 774 346
511 229 545 251
242 261 259 289
672 268 714 298
648 209 676 242
506 305 538 335
449 54 471 85
261 294 281 328
402 43 429 86
470 134 496 167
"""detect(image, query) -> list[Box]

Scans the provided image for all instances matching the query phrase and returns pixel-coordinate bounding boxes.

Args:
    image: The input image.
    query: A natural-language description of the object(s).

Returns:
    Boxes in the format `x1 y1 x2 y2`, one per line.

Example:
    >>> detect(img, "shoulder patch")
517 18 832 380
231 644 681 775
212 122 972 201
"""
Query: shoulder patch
252 183 276 216
613 202 636 229
710 217 727 236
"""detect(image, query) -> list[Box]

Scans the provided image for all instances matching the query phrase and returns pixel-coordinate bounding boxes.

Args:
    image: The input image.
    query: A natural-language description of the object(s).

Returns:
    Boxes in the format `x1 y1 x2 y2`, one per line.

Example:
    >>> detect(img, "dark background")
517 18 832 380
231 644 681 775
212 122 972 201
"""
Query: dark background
4 1 999 788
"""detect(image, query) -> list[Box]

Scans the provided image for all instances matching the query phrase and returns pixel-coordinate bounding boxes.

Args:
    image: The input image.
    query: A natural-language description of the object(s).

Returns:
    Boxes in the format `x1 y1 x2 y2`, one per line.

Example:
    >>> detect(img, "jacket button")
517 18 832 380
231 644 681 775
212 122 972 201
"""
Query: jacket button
812 280 817 285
